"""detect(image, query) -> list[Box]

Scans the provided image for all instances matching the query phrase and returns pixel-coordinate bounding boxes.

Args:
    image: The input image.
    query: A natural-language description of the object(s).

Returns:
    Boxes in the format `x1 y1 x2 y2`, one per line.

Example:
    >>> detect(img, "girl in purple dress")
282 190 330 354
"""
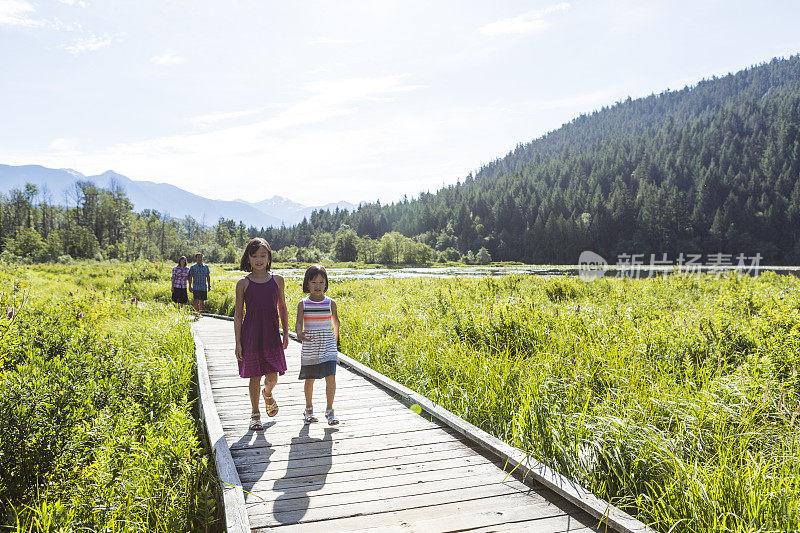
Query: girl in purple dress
234 238 289 430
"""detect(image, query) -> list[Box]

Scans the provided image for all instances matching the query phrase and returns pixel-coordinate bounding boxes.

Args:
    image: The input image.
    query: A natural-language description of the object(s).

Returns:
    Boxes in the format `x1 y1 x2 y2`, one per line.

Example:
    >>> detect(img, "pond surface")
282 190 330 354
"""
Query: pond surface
270 265 570 280
264 264 800 280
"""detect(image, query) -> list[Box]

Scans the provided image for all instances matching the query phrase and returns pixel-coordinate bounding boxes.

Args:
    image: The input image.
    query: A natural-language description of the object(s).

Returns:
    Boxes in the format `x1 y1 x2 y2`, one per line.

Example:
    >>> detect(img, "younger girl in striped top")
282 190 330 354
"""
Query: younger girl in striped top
295 265 340 425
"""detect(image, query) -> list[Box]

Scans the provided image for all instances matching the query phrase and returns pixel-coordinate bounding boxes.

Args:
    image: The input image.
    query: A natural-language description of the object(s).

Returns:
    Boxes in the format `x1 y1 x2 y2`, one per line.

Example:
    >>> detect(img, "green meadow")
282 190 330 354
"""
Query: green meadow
202 263 800 531
334 273 800 532
2 262 799 532
0 263 220 531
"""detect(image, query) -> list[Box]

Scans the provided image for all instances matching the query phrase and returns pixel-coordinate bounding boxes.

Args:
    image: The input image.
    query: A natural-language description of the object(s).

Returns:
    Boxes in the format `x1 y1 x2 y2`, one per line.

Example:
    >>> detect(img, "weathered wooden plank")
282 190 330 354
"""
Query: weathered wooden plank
195 315 647 533
220 411 436 440
233 439 473 470
334 349 653 533
192 323 250 532
249 488 558 529
235 445 480 480
241 454 501 490
212 386 390 409
257 491 589 532
248 474 537 518
214 398 403 418
462 516 598 533
228 422 439 451
206 368 362 384
229 430 462 463
206 374 368 386
220 406 432 428
230 427 457 458
215 405 415 429
244 467 522 512
230 425 459 455
343 508 600 533
211 389 396 406
223 400 431 418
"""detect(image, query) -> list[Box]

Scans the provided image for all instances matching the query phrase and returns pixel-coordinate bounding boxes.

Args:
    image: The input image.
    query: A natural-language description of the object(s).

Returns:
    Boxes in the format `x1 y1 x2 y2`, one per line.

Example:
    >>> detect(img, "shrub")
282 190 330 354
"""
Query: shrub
0 269 220 530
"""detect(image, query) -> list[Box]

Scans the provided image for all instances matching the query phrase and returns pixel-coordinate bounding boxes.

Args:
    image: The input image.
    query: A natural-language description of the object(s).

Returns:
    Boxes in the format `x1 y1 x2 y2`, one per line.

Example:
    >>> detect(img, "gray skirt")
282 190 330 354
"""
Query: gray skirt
298 360 337 379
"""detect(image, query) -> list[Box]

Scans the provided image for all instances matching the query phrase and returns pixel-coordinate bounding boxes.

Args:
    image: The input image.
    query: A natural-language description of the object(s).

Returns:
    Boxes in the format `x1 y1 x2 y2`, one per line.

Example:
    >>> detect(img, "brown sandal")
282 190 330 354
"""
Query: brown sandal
262 389 278 417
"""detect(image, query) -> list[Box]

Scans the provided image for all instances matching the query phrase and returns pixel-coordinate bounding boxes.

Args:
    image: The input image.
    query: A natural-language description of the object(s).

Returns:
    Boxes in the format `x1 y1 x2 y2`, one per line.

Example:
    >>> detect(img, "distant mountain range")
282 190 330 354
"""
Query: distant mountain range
0 164 358 227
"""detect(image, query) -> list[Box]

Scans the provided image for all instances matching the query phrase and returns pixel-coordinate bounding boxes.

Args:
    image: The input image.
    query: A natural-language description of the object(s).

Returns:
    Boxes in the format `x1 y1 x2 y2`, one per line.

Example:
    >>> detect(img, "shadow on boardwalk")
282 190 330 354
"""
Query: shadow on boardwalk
273 425 338 525
234 424 275 499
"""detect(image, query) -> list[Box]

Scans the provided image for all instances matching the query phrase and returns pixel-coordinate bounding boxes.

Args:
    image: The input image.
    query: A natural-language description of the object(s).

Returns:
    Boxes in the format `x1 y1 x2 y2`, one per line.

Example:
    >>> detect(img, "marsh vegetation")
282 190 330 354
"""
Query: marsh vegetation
3 262 799 531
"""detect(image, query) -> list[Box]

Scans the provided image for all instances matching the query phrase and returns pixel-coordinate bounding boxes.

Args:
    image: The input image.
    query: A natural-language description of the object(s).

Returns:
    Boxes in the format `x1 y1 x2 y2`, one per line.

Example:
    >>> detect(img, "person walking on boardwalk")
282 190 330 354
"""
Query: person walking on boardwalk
170 255 190 309
234 238 289 431
188 252 211 314
295 264 340 425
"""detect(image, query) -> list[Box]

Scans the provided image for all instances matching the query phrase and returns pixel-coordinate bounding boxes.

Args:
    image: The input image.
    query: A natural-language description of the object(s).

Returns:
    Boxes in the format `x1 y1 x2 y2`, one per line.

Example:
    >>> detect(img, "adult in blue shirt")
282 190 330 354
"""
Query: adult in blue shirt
188 252 211 314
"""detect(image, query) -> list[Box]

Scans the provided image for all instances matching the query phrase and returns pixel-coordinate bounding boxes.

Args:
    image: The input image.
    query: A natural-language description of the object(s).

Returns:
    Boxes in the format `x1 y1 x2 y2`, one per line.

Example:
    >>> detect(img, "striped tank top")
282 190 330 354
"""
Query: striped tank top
300 296 338 366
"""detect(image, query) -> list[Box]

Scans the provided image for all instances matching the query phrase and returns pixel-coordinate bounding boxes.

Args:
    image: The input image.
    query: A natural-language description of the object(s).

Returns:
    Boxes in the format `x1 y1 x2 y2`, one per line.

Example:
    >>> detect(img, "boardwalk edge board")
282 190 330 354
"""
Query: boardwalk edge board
192 324 251 532
200 313 653 533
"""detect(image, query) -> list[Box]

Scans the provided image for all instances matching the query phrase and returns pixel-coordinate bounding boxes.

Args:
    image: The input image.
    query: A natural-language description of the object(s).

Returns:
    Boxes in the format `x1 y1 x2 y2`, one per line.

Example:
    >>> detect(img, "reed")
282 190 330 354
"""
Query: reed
332 273 800 532
11 262 799 531
0 264 221 531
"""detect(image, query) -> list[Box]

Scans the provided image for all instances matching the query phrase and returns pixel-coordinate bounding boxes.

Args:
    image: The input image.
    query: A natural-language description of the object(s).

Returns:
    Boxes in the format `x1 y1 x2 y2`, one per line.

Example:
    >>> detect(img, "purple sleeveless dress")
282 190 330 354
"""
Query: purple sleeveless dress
239 276 287 378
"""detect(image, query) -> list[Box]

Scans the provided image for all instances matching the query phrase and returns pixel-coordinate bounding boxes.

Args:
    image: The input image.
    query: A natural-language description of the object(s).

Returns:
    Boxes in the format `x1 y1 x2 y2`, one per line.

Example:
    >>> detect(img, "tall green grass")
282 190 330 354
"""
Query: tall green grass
0 265 220 531
332 273 800 532
39 262 800 531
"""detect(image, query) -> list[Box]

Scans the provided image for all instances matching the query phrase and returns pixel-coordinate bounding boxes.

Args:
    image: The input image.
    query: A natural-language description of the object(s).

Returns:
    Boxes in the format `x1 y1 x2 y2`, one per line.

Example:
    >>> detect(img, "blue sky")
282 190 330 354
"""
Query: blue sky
2 1 799 205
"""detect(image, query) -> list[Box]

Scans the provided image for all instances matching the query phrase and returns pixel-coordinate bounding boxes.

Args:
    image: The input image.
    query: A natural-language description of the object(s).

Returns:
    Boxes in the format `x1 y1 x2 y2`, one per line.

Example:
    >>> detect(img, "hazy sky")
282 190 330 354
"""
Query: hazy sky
2 1 800 205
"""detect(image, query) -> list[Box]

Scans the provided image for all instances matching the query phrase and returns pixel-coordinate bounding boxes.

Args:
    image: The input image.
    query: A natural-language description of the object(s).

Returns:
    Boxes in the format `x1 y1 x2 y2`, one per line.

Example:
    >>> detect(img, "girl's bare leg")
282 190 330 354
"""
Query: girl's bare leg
325 374 336 411
248 377 261 414
304 379 314 409
263 372 278 399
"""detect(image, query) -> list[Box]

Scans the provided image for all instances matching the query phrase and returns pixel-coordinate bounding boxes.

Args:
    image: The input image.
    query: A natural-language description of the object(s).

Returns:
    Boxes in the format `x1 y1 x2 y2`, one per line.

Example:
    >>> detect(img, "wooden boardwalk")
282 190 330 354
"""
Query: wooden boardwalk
194 316 645 532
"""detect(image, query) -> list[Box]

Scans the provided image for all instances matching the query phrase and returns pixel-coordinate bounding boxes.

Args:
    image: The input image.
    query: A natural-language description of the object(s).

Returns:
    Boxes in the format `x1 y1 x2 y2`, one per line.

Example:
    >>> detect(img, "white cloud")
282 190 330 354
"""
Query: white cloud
57 0 87 6
150 49 184 65
193 108 263 127
0 0 40 26
253 74 427 132
38 75 431 203
480 3 570 37
308 36 365 45
49 137 82 156
528 89 622 112
307 62 347 74
64 34 111 55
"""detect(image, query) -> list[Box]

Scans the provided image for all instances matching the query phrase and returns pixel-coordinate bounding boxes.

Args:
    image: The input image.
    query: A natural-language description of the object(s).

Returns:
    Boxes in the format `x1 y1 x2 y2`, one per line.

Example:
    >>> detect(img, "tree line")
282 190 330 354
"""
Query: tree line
3 55 800 265
0 180 490 265
254 54 800 265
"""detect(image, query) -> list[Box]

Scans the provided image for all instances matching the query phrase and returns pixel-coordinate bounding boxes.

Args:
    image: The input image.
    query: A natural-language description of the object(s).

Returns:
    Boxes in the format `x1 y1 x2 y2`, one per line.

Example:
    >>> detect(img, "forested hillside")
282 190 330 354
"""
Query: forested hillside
263 54 800 264
2 55 800 265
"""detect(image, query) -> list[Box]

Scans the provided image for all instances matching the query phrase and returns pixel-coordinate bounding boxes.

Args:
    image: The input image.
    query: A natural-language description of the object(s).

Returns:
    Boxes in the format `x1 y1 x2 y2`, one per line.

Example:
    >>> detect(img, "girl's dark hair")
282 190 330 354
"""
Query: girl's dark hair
302 264 329 293
239 238 272 272
177 255 187 267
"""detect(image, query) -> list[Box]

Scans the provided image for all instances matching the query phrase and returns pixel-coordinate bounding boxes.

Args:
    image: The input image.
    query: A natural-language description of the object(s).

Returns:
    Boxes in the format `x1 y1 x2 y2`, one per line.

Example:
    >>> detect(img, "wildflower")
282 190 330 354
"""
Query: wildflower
68 292 74 297
6 307 14 320
576 305 581 313
77 311 84 319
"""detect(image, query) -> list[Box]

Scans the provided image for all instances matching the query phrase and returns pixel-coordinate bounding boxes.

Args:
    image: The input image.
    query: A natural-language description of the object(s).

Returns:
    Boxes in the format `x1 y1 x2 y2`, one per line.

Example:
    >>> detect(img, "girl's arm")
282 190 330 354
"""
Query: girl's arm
275 275 290 349
233 278 247 360
295 301 311 342
330 299 340 340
